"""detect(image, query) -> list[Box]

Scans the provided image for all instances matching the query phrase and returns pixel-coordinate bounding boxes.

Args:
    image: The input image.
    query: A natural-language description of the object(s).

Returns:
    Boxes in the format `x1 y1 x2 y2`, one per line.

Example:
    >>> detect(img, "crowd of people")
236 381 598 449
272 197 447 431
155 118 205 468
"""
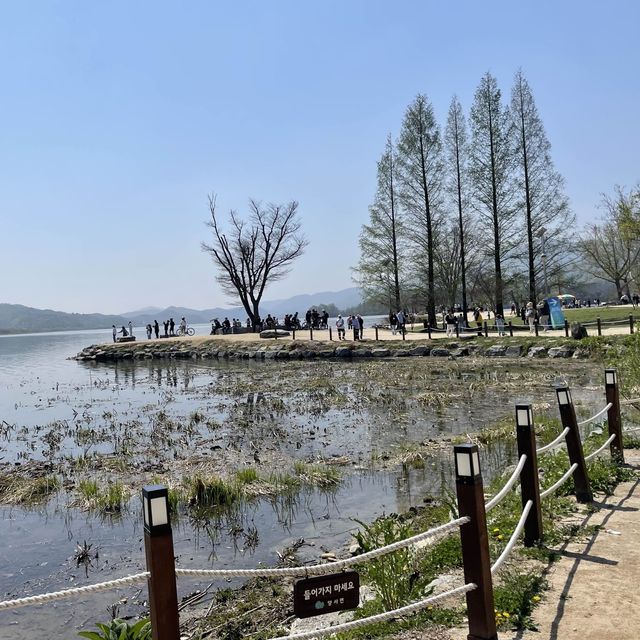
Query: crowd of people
112 317 188 342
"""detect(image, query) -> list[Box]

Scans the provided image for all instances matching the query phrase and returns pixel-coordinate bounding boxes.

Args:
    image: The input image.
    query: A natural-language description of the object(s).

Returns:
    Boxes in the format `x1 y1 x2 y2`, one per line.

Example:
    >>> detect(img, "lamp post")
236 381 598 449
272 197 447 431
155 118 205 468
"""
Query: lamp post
142 485 180 640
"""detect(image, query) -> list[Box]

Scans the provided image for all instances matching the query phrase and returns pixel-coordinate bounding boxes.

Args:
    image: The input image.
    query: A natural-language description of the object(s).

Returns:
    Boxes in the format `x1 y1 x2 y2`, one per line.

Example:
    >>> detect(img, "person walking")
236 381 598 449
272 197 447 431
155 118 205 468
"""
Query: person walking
357 314 364 340
396 309 405 335
112 325 117 343
153 320 159 339
525 302 536 334
336 315 345 340
445 311 456 337
495 312 505 337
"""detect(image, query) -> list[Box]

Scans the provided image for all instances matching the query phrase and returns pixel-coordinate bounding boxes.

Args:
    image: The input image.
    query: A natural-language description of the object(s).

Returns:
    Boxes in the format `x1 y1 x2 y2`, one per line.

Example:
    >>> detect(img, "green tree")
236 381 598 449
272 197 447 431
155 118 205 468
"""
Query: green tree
469 72 518 315
397 94 445 325
353 135 405 312
510 70 574 302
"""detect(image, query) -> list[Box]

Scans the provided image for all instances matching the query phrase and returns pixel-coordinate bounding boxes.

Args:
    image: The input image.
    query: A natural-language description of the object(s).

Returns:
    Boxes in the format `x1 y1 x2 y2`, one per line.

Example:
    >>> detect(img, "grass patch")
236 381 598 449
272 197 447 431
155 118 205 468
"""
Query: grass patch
493 567 546 631
0 473 60 505
77 479 127 513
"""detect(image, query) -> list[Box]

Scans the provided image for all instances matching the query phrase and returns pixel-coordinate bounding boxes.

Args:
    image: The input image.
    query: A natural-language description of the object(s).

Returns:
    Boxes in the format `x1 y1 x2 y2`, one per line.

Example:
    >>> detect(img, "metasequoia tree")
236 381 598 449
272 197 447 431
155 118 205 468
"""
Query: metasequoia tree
470 72 518 315
353 135 405 312
510 70 573 302
202 195 308 326
444 96 471 323
397 94 445 325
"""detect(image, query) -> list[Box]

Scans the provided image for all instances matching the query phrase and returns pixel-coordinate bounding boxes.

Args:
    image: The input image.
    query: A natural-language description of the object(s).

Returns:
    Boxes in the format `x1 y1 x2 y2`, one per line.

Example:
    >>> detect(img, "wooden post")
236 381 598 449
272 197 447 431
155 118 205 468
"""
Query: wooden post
605 369 625 464
508 321 513 337
329 327 333 341
630 314 634 334
142 486 180 640
292 328 296 341
597 317 602 336
402 326 406 341
454 444 498 640
564 319 569 338
483 321 488 338
534 319 539 337
555 387 593 503
274 327 278 340
455 319 460 338
515 405 543 546
310 326 313 341
427 324 432 340
375 326 379 341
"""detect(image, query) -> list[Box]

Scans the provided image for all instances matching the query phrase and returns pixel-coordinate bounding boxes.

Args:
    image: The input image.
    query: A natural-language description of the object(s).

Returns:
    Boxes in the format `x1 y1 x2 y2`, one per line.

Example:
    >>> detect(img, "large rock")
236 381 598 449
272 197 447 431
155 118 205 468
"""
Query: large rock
259 329 291 339
528 346 548 358
450 347 469 358
548 346 575 358
485 345 507 357
505 345 523 358
352 348 372 358
335 346 353 357
431 348 451 357
409 346 431 356
371 348 391 358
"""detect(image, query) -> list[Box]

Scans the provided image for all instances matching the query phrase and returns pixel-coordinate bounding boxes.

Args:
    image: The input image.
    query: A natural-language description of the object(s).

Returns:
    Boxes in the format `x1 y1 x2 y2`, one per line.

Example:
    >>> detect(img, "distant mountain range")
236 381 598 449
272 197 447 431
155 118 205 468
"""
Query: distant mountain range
0 288 363 334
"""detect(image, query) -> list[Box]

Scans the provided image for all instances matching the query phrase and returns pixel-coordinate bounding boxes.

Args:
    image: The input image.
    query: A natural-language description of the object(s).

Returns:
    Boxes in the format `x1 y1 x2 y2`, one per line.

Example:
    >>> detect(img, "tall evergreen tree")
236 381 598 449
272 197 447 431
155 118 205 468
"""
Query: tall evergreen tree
444 96 471 324
353 135 404 312
397 94 444 325
510 70 573 302
469 72 517 315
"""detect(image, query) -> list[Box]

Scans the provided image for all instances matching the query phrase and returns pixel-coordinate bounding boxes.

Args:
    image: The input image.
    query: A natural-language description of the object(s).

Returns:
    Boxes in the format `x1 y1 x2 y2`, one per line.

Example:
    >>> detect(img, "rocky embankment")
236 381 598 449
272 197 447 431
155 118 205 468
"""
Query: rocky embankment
73 337 592 362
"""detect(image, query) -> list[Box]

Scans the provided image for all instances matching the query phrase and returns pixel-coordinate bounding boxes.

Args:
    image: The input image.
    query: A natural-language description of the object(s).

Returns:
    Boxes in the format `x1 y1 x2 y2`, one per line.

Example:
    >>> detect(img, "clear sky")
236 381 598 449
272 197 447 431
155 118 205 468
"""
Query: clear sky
1 1 638 314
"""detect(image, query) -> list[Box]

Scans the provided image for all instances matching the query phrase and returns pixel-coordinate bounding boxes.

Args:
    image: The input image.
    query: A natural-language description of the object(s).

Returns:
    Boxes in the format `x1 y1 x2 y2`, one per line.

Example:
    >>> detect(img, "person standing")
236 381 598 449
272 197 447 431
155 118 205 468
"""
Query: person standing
179 317 187 335
525 302 536 334
146 324 152 339
396 309 405 335
495 312 505 337
445 311 456 337
128 320 133 337
336 315 345 340
169 318 175 336
163 320 169 337
153 320 159 339
112 325 117 343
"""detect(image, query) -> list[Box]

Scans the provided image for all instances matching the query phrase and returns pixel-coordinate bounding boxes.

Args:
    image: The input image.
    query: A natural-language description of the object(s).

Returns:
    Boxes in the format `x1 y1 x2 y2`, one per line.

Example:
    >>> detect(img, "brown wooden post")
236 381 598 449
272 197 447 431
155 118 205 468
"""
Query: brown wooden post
455 319 460 338
483 321 488 338
309 326 313 341
402 326 406 341
534 319 539 337
427 324 432 339
274 327 278 340
292 328 296 340
375 326 379 341
555 387 593 503
329 327 333 341
605 369 625 464
508 321 513 337
454 444 498 640
597 317 602 336
515 405 543 546
630 314 634 334
564 319 569 338
143 485 180 640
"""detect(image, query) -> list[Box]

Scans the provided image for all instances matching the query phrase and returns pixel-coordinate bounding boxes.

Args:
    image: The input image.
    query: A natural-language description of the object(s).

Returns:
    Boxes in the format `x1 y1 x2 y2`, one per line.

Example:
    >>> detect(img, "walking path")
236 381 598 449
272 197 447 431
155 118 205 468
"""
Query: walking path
465 450 640 640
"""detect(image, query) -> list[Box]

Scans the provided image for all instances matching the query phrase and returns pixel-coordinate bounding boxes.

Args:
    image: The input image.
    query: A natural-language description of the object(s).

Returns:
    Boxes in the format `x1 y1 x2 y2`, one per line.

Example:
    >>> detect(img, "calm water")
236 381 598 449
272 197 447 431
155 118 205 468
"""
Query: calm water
0 327 605 638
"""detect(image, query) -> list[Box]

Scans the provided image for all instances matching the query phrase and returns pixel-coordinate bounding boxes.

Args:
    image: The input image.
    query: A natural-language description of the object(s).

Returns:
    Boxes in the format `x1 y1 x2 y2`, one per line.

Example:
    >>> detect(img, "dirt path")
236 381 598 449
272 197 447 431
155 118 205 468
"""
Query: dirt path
450 450 640 640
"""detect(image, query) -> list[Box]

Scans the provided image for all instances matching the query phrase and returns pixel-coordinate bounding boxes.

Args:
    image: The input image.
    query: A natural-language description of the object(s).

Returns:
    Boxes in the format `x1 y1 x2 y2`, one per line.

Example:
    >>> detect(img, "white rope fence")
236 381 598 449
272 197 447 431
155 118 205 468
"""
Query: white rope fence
540 463 578 499
0 572 149 611
490 500 532 575
175 517 469 579
577 403 612 426
536 427 569 455
623 426 640 433
621 398 640 405
485 455 526 512
267 583 477 640
585 434 617 462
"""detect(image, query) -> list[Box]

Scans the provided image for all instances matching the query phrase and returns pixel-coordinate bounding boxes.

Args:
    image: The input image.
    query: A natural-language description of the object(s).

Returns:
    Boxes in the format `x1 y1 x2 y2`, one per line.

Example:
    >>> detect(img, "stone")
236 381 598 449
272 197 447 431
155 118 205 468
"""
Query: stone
528 346 548 358
335 346 353 357
485 345 508 357
371 348 391 358
259 329 291 339
394 350 412 357
548 346 575 358
317 349 334 358
571 322 588 339
431 348 451 357
275 351 290 359
352 348 372 357
572 348 590 359
505 345 523 357
450 348 469 358
408 346 430 356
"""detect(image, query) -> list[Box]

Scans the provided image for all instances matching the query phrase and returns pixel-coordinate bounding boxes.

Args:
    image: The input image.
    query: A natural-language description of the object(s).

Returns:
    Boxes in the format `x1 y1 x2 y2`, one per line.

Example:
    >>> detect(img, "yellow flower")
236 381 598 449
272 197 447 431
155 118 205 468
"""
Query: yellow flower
493 527 500 533
532 595 541 602
503 612 510 618
497 535 504 541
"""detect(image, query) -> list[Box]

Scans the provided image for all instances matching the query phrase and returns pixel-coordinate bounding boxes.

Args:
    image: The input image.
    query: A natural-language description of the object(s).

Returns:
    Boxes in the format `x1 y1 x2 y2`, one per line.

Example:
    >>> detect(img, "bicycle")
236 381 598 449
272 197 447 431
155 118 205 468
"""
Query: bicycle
176 325 195 337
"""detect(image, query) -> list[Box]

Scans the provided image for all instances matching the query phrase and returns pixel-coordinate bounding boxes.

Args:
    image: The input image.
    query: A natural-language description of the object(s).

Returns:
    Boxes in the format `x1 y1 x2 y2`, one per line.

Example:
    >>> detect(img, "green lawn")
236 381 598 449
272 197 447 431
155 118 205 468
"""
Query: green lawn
562 305 638 324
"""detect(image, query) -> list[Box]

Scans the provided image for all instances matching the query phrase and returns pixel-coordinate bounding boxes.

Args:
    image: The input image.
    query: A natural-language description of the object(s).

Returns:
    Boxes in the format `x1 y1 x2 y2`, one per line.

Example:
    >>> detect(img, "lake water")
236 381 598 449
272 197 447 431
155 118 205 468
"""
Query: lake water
0 326 606 638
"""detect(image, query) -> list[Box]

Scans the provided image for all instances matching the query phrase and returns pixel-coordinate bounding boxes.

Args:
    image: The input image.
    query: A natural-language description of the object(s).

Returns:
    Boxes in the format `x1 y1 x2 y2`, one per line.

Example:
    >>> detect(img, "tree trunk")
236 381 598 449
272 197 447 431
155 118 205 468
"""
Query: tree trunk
519 89 536 304
454 112 469 327
419 135 436 326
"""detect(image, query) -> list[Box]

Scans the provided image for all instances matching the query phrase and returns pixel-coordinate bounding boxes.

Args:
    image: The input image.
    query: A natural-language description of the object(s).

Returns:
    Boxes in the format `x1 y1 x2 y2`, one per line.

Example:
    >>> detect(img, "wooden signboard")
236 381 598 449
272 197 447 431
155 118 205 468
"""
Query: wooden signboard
293 571 360 618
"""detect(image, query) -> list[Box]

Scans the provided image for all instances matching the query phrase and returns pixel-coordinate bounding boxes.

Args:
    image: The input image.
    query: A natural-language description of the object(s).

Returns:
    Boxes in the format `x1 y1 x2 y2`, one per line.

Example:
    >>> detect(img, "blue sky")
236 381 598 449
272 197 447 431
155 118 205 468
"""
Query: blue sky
1 1 638 313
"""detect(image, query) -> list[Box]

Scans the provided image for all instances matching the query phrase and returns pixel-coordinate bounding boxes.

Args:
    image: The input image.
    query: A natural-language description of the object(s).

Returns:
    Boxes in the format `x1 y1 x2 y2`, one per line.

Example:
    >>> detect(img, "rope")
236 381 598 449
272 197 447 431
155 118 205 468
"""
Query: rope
0 572 150 611
585 434 617 461
577 403 613 426
175 517 469 579
485 455 527 512
536 427 570 454
621 398 640 405
623 426 640 433
267 583 477 640
540 463 579 499
491 500 532 575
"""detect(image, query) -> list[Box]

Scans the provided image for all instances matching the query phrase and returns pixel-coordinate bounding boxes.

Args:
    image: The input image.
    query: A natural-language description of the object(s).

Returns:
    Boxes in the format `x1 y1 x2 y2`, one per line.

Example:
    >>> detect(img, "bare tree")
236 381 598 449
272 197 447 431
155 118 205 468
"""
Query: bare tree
202 196 308 327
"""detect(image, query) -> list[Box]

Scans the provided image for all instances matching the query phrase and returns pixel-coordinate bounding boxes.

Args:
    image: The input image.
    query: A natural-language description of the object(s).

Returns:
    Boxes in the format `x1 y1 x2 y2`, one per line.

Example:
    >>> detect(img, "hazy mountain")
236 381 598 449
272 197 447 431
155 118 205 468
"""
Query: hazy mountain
0 288 363 334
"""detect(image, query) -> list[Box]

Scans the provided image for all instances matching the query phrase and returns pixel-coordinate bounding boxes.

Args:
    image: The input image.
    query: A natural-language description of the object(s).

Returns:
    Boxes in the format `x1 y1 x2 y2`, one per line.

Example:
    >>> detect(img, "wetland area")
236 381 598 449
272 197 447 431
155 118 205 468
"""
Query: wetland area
0 327 613 639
